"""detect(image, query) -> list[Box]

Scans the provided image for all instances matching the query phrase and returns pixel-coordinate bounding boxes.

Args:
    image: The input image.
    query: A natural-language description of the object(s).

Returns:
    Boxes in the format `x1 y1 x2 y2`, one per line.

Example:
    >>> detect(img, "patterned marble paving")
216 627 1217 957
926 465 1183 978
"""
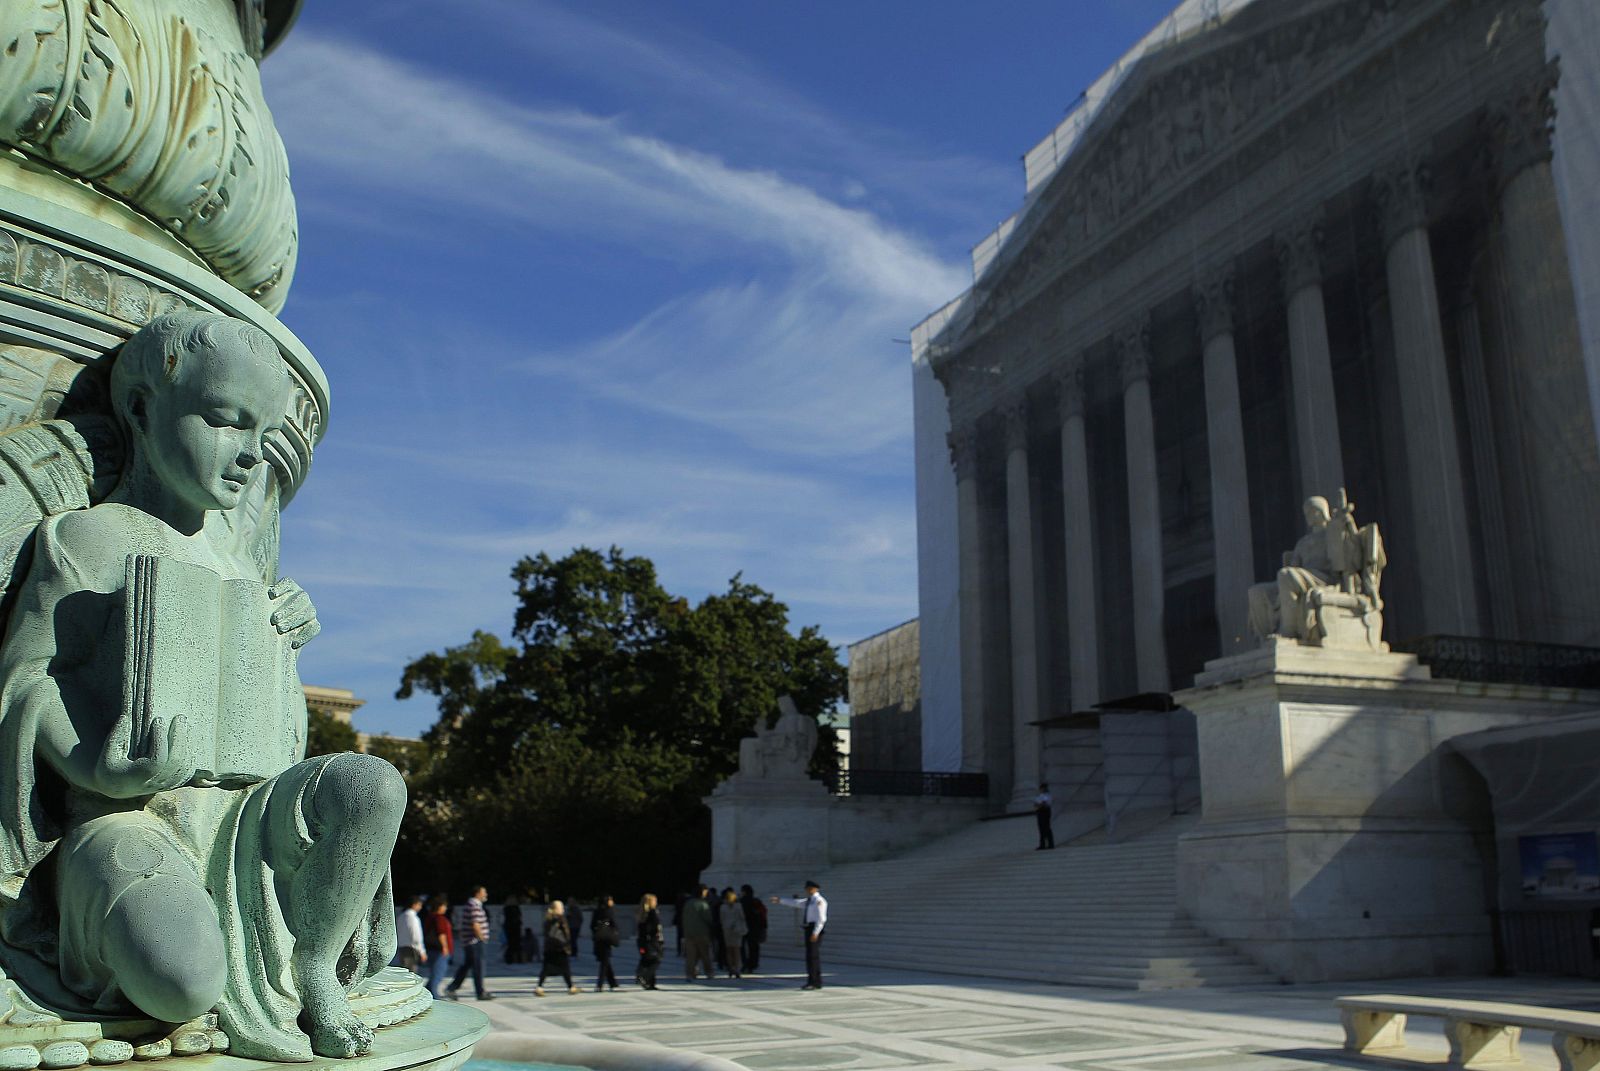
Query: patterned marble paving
469 951 1578 1070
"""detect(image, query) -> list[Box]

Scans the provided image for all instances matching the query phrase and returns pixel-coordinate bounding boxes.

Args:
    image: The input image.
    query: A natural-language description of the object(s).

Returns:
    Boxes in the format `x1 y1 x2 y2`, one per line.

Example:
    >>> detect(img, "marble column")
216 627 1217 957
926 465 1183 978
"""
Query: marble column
1118 320 1170 694
1002 397 1041 807
1056 359 1100 710
1484 67 1600 644
948 424 987 775
1275 210 1346 501
1194 265 1255 654
1373 157 1481 637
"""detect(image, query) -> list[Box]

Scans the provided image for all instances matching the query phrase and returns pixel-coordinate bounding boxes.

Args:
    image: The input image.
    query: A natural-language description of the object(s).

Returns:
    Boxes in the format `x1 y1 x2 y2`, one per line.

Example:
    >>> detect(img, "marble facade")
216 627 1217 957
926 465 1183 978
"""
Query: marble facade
912 0 1600 807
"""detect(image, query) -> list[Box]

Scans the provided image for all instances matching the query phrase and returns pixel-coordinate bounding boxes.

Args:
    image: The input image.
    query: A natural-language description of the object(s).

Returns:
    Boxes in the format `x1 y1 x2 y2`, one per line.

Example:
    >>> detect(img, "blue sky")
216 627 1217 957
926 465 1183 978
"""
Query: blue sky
264 0 1180 739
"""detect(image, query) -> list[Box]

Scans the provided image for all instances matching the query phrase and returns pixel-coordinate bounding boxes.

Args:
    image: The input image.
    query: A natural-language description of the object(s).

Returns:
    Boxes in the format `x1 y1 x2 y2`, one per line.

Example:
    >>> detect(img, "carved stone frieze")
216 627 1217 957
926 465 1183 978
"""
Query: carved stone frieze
1117 319 1152 391
973 0 1420 326
1485 58 1560 189
0 1 299 312
1372 156 1434 249
1192 263 1236 344
1275 209 1326 297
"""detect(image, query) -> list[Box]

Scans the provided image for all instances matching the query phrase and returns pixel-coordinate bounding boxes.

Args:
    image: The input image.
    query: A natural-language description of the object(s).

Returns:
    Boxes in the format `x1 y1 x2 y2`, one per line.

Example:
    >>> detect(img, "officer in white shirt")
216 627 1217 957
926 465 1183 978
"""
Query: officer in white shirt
1034 782 1055 850
771 881 828 989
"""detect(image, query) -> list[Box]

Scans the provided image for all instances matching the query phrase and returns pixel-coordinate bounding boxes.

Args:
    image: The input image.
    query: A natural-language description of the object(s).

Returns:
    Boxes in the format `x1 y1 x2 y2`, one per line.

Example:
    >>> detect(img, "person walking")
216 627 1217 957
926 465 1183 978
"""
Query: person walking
1035 782 1056 850
395 895 426 974
591 895 621 992
671 892 685 956
771 881 828 990
445 885 494 1001
503 894 524 964
681 885 716 980
719 888 748 978
567 898 584 963
636 893 664 990
740 885 767 974
423 894 453 999
535 900 579 996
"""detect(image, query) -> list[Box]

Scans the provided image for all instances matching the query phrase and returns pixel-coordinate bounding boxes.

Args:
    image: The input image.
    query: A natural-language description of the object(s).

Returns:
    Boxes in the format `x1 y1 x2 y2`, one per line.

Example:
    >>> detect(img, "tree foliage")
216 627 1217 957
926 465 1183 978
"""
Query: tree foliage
305 706 358 756
392 547 845 899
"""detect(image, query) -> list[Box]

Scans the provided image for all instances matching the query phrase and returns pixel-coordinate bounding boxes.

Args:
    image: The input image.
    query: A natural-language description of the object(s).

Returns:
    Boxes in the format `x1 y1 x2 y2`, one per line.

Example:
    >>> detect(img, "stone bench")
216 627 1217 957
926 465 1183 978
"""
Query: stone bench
1338 993 1600 1070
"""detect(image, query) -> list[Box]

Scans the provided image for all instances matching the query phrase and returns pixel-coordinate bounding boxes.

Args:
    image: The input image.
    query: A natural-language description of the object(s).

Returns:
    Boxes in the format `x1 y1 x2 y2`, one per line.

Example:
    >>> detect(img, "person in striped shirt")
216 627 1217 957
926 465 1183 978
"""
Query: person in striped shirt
444 885 494 1001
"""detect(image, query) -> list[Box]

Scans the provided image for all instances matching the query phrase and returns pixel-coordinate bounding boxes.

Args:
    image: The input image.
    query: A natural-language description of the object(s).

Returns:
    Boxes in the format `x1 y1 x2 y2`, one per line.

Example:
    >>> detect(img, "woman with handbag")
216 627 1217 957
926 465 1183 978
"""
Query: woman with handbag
535 901 578 997
636 893 664 990
591 895 621 992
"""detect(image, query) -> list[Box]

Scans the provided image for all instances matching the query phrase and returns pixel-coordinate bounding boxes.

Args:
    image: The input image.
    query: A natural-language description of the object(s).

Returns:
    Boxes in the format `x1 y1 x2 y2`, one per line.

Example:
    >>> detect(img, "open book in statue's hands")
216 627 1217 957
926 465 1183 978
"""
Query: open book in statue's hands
121 554 297 786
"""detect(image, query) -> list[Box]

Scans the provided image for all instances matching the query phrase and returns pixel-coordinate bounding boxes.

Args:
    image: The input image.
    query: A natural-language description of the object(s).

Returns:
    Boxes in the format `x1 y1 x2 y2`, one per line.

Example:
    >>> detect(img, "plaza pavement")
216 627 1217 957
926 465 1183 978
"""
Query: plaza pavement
461 945 1594 1070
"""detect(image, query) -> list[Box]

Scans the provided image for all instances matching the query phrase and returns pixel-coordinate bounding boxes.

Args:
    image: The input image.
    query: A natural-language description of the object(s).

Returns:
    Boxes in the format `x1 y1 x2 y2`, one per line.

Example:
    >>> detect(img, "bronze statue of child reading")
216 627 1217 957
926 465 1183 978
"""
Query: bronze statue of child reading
0 312 405 1060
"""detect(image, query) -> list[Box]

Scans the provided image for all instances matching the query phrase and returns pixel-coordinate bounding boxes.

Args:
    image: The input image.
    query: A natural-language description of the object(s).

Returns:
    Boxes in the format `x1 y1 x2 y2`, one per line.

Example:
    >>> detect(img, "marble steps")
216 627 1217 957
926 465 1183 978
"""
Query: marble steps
763 945 1271 990
814 926 1232 952
805 938 1257 971
765 814 1279 989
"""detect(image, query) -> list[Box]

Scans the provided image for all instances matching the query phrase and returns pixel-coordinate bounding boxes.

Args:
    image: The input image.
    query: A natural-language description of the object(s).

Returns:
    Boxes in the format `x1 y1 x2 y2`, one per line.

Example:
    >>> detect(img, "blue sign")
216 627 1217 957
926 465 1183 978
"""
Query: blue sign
1519 832 1600 899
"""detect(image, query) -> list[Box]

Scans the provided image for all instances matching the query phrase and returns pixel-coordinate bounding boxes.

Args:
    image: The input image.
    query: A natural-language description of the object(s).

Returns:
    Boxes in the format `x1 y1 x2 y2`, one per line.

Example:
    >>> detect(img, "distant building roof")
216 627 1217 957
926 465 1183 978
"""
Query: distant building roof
303 684 365 723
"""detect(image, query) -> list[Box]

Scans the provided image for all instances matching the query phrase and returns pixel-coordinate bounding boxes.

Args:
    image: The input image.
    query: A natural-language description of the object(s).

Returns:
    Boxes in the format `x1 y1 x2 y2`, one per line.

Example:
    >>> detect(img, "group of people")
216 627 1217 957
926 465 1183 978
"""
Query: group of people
674 881 828 990
394 878 830 998
672 884 771 980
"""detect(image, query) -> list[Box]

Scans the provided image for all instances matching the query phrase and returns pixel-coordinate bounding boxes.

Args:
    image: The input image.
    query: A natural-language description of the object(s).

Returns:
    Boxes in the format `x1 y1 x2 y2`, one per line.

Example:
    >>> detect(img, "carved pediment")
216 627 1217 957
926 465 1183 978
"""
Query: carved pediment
957 0 1456 342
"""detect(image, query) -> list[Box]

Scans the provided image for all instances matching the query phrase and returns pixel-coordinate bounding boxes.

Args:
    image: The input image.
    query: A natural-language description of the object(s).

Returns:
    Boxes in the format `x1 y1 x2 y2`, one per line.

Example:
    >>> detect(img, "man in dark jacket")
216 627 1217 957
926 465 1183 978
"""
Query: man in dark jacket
740 885 767 973
681 885 716 980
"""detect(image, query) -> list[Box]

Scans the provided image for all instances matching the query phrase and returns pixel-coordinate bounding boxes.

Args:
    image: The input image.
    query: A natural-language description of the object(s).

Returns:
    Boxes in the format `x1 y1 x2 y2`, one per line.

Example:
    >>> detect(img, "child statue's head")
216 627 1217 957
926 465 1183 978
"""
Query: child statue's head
112 311 291 515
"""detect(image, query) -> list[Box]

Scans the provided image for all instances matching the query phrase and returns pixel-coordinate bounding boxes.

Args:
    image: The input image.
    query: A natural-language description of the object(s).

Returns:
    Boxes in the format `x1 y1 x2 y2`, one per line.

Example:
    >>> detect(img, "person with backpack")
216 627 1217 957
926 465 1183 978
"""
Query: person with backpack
590 894 621 991
740 885 767 973
535 901 578 997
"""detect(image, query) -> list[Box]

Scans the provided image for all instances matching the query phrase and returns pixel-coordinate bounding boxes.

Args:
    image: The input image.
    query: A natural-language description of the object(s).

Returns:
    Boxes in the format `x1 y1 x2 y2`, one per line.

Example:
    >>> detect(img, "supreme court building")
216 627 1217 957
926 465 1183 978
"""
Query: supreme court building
912 0 1600 808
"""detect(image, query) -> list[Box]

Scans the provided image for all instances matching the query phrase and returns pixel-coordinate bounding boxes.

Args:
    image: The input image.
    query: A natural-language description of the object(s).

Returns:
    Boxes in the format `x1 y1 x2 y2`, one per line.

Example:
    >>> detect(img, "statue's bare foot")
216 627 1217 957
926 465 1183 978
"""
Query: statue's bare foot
295 956 373 1058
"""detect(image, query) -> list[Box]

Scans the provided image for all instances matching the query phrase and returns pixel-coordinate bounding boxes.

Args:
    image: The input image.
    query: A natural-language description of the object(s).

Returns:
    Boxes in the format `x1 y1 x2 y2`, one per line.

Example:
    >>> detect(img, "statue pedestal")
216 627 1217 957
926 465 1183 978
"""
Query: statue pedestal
0 971 486 1071
1174 640 1600 983
702 775 833 893
194 1002 489 1071
207 1002 488 1071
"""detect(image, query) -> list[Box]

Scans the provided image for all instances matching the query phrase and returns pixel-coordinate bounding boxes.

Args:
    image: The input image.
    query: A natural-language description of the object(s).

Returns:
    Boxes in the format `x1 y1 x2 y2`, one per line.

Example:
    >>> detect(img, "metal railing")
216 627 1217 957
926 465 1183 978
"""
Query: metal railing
835 769 990 798
1393 635 1600 689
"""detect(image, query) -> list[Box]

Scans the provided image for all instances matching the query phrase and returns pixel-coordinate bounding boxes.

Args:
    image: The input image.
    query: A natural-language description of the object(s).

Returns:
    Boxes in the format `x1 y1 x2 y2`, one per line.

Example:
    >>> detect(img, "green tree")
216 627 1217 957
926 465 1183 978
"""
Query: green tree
363 735 432 779
394 546 846 897
305 706 358 756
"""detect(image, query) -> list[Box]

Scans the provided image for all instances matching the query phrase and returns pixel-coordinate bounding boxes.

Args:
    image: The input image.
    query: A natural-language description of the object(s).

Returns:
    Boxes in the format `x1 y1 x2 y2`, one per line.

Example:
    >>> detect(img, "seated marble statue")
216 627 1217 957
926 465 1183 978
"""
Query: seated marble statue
0 312 405 1061
735 696 818 781
1247 489 1388 652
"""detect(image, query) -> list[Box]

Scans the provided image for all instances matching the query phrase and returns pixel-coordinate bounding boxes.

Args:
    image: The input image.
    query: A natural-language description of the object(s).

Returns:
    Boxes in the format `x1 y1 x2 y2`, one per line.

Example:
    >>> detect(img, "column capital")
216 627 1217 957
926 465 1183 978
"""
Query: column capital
1116 318 1152 391
1054 358 1087 421
1274 208 1325 296
1001 395 1029 453
1193 263 1236 344
947 423 980 480
1485 59 1559 189
1372 156 1433 250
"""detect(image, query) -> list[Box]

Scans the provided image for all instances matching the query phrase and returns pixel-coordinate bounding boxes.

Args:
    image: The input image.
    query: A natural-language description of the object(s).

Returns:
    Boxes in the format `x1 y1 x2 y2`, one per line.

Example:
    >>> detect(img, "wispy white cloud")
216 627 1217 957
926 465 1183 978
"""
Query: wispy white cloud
264 23 956 735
